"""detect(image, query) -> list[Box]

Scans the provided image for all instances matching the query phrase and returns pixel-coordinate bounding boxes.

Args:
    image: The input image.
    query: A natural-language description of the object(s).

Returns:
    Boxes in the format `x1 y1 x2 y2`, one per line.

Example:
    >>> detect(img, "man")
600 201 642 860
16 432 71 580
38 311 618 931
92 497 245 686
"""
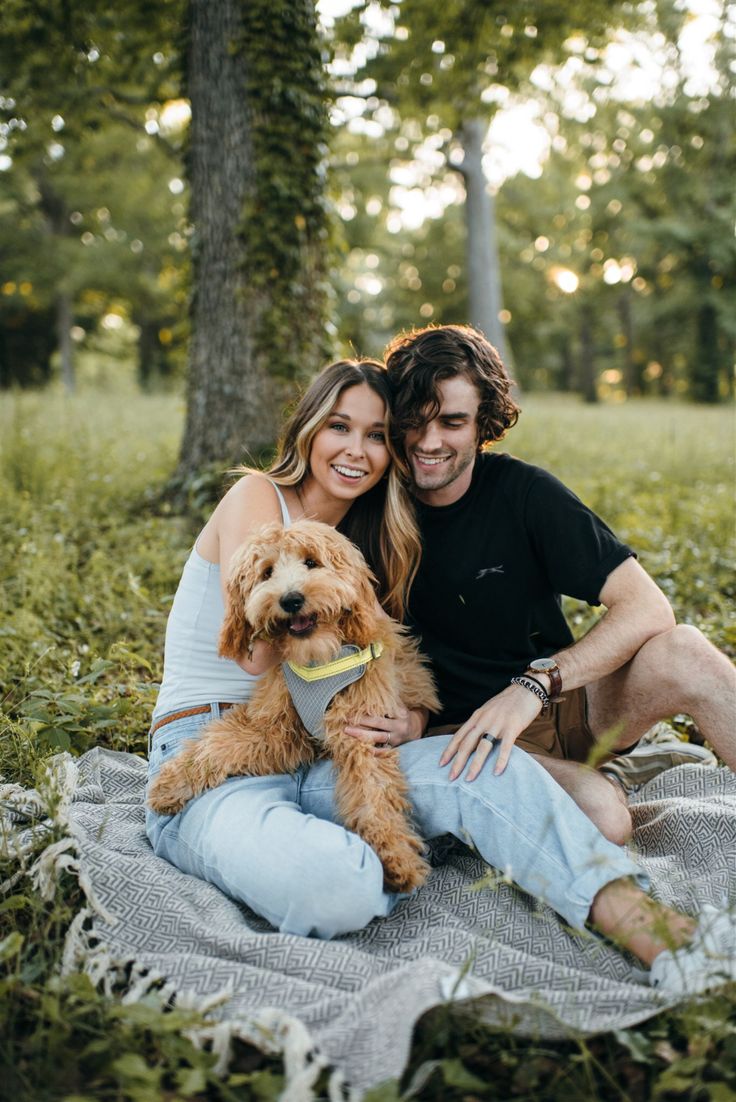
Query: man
362 324 735 844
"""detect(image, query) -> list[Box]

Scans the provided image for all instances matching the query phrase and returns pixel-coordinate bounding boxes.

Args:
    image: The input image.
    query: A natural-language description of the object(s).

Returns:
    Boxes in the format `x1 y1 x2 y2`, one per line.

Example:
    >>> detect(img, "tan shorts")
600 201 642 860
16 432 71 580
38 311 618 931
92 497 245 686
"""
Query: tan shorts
428 686 599 764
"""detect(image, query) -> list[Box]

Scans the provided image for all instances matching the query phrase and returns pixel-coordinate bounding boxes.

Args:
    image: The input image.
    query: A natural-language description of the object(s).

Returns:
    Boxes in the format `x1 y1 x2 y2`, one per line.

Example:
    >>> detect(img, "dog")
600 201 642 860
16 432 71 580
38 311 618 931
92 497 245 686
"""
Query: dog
147 519 440 892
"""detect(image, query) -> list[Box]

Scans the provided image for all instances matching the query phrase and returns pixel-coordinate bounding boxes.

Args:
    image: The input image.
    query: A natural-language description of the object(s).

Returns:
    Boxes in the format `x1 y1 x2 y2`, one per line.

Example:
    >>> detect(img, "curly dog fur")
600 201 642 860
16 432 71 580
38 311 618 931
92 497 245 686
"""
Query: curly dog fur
147 520 440 892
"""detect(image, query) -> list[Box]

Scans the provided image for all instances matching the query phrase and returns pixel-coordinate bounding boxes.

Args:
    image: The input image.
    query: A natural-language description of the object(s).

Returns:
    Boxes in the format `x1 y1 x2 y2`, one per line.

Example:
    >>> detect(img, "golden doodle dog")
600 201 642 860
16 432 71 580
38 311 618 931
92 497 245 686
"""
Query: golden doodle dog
147 519 440 892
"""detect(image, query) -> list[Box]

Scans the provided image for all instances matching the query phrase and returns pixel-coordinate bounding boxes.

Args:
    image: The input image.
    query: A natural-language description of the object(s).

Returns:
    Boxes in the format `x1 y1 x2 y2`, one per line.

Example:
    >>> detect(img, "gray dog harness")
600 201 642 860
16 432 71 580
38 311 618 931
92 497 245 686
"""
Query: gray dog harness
282 642 384 739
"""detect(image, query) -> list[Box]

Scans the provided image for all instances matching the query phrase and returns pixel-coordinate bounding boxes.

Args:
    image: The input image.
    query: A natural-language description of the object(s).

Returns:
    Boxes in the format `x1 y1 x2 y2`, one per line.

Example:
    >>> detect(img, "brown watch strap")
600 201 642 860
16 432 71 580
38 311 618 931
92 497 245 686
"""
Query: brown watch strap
546 666 562 701
526 664 562 701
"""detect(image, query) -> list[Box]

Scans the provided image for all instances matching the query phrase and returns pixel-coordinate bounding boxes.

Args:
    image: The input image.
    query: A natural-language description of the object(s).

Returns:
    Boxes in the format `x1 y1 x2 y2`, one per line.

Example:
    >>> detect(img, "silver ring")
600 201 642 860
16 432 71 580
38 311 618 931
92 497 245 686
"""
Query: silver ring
384 733 392 748
482 733 498 745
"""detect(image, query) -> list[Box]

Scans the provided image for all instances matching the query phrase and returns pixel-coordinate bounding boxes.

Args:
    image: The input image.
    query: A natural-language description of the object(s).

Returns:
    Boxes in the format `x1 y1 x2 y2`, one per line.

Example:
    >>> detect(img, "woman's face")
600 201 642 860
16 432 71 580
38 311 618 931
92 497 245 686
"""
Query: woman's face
306 383 391 502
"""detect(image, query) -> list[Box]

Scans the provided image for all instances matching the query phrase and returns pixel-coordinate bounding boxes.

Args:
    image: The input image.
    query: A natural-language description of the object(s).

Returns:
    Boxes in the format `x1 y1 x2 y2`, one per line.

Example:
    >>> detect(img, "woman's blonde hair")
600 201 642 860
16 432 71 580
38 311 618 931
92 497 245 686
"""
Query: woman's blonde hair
236 359 421 620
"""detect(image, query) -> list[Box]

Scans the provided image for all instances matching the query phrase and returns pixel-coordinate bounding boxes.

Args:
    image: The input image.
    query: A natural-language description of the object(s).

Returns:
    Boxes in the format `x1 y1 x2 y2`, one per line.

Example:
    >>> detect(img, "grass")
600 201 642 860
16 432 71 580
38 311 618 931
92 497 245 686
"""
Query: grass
0 386 734 1100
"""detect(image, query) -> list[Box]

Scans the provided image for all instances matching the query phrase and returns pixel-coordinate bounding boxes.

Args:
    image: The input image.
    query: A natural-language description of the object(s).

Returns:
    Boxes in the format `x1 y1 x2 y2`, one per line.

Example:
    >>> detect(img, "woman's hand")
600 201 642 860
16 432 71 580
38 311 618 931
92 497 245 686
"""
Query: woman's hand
237 637 280 676
439 683 544 780
345 706 427 753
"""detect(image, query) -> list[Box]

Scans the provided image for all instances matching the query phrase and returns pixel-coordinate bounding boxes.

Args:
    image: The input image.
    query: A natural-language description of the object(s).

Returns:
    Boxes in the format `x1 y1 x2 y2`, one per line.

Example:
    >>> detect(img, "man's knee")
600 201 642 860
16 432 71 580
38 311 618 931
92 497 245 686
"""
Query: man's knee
644 623 714 672
642 624 730 700
596 782 633 845
575 775 632 846
532 756 633 845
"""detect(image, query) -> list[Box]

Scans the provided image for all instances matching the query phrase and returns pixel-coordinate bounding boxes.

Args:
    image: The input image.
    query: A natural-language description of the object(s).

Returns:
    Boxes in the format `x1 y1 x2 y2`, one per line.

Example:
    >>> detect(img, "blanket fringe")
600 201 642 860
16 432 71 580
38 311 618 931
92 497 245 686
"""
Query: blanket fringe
1 756 78 890
2 751 342 1102
184 1006 334 1101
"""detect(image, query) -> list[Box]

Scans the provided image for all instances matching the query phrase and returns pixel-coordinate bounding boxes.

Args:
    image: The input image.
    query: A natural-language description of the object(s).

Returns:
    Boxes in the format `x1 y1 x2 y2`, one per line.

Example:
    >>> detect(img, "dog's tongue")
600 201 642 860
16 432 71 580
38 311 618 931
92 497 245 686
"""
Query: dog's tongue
289 614 314 635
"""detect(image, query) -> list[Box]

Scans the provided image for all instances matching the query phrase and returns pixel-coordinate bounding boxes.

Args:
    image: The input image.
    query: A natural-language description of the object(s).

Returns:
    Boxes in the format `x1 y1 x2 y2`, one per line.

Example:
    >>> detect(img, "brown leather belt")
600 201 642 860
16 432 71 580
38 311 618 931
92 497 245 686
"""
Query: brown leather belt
150 703 237 739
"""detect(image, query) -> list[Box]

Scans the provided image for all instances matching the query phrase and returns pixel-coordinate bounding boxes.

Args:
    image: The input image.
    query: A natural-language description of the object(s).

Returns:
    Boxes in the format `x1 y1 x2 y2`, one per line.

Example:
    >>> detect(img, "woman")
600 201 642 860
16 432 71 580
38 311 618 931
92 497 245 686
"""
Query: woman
146 358 734 992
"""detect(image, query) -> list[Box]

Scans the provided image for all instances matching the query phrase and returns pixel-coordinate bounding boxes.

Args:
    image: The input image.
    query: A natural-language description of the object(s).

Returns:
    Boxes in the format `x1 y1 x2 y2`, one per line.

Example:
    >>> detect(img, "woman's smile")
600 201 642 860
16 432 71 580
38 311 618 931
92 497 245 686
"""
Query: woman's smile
331 462 368 481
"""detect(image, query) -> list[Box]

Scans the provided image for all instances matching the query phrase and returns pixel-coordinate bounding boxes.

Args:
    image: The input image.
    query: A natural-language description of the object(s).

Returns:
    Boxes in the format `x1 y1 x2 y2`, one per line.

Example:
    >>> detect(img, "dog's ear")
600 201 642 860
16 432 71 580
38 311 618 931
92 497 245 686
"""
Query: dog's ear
218 581 254 660
219 590 253 660
217 542 259 660
332 534 384 644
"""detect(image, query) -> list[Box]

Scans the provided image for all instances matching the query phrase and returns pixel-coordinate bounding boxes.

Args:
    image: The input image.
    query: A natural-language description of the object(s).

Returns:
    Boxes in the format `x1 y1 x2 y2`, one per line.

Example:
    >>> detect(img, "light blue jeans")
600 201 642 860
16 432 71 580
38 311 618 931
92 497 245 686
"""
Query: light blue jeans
146 704 646 939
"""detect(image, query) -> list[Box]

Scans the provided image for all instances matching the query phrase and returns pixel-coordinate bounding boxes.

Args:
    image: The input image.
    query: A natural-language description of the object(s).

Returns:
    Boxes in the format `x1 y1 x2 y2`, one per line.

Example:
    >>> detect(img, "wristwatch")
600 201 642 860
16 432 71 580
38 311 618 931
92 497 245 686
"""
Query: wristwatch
525 658 562 701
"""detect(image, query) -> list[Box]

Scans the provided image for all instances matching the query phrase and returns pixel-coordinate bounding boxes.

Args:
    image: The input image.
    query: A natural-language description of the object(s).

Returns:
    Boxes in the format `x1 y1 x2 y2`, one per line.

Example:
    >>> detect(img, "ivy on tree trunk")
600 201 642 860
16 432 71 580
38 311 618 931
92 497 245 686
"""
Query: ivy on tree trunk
177 0 331 479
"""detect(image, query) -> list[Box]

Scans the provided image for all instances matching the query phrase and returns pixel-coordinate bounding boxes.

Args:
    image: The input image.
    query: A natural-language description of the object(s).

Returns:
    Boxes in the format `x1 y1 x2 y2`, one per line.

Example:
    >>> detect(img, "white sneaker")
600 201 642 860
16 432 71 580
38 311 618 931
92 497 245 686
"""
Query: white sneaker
649 905 736 994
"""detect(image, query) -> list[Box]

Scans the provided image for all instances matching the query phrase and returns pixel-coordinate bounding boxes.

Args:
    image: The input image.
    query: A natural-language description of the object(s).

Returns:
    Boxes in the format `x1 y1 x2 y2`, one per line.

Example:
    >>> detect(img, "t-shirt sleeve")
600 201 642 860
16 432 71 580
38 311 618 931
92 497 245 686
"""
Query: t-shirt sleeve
522 468 635 606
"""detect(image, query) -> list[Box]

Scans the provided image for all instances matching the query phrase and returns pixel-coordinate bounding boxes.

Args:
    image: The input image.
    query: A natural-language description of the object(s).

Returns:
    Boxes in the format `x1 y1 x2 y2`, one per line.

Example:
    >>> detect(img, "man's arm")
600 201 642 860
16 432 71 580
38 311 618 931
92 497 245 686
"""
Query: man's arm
535 557 675 697
441 557 676 780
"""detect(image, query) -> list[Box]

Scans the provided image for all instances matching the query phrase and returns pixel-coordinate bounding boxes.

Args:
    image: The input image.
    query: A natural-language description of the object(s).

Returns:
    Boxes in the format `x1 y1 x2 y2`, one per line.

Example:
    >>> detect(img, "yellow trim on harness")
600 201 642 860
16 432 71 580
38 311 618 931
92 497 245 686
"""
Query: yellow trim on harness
287 641 384 682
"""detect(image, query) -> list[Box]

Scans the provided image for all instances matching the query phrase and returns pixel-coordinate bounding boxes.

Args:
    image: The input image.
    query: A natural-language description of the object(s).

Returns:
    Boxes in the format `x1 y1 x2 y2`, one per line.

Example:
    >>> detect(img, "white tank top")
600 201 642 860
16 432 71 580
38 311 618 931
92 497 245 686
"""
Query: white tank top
151 482 291 722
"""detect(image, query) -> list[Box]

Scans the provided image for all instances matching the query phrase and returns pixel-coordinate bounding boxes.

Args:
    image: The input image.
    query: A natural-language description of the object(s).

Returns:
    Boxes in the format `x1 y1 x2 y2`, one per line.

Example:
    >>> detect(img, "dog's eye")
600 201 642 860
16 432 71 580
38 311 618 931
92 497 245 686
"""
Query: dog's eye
304 558 320 570
261 565 273 580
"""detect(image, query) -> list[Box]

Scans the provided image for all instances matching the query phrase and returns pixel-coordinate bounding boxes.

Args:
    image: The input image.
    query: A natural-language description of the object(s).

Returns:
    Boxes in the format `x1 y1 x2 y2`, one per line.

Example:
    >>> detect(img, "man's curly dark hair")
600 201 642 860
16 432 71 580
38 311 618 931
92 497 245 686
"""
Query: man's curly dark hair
384 324 520 454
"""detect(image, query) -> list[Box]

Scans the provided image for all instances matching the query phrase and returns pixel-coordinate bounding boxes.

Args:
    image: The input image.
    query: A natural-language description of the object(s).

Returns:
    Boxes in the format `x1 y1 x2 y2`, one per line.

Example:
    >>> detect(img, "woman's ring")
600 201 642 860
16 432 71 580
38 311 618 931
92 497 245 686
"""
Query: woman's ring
483 733 498 745
384 732 392 748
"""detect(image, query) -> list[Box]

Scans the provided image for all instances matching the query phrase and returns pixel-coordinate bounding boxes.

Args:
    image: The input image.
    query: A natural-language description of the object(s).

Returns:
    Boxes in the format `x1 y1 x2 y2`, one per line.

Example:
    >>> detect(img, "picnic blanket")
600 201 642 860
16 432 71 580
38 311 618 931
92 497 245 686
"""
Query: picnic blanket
3 744 735 1099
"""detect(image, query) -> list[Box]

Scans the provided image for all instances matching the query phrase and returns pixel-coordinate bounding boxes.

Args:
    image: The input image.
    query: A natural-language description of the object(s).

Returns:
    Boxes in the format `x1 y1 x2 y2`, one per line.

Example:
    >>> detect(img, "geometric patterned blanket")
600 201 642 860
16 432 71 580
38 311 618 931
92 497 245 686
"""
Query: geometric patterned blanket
3 747 735 1099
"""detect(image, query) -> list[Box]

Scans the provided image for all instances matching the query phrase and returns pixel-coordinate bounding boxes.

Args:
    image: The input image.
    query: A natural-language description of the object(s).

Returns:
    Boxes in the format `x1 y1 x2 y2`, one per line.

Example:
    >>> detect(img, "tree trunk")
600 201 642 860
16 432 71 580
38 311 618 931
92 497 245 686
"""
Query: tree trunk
691 300 721 403
457 118 511 366
136 317 156 389
617 288 640 397
56 290 75 394
177 0 280 478
652 327 670 397
136 315 175 389
579 303 598 403
36 175 75 393
559 335 576 392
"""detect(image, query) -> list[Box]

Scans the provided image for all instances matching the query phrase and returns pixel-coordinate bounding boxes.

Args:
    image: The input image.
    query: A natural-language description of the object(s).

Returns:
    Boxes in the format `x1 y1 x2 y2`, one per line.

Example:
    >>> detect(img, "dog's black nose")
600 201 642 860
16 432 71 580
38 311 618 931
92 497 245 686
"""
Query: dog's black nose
279 591 305 614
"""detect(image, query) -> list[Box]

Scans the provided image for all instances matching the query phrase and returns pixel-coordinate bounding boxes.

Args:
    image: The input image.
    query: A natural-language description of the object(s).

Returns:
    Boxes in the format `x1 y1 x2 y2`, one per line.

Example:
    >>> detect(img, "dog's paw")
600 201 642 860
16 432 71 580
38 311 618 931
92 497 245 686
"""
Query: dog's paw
147 767 193 816
382 846 430 893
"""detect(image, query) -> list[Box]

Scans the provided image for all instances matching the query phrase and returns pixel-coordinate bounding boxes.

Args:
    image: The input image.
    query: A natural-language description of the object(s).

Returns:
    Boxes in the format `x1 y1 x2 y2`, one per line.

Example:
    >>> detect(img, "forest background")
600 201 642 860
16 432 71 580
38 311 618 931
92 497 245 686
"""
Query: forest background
0 1 735 1100
1 0 733 458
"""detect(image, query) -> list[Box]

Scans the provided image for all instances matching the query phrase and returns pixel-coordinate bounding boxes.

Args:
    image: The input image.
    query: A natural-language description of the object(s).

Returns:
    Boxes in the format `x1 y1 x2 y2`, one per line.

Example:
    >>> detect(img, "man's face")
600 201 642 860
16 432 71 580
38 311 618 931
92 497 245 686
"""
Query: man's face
403 375 480 505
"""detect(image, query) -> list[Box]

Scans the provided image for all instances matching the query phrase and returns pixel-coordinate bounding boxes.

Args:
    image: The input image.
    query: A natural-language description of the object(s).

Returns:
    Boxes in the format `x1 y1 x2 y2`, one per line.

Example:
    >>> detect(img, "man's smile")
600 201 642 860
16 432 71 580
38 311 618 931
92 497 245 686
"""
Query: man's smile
413 454 451 467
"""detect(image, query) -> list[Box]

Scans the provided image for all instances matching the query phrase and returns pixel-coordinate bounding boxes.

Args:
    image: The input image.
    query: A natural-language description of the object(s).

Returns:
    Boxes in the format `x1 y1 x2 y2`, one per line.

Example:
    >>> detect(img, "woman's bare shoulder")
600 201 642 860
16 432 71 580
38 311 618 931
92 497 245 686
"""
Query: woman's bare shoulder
220 473 280 509
215 473 286 530
197 474 284 564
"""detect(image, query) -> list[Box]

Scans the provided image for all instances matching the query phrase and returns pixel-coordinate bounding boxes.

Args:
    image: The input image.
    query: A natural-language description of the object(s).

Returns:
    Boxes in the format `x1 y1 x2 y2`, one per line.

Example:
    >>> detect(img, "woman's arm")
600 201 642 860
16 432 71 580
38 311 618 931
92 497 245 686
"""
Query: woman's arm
202 475 286 675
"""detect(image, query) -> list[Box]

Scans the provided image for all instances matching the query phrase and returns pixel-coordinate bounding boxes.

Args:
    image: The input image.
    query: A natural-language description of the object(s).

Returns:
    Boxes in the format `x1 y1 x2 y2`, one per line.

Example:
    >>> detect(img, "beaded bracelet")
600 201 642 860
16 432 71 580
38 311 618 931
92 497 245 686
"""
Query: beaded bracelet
510 674 550 714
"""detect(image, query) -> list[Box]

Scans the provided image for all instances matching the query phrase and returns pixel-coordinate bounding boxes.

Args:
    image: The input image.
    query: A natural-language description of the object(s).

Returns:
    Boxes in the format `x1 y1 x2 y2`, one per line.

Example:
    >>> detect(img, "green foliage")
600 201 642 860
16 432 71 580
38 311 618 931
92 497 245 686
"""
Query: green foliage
0 0 182 136
330 1 733 403
397 991 736 1100
497 32 736 404
0 119 190 389
335 0 635 128
0 389 187 779
1 968 286 1101
0 388 734 1097
0 839 284 1101
0 0 188 388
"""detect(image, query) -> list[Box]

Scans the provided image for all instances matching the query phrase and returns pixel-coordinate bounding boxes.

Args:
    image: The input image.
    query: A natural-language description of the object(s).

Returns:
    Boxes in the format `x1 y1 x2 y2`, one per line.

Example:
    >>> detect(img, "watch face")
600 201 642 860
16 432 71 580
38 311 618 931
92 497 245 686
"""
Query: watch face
531 658 557 671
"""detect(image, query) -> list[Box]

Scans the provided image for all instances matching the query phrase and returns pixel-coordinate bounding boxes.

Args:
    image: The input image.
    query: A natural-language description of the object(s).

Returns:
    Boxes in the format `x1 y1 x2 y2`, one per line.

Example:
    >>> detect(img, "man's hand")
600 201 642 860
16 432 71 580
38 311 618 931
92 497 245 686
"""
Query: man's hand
439 684 544 780
345 706 427 753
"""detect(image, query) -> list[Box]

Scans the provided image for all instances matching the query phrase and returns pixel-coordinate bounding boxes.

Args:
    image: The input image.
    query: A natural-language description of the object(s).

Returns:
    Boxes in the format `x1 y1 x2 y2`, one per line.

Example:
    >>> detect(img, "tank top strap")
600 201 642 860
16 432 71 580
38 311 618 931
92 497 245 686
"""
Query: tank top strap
267 480 292 528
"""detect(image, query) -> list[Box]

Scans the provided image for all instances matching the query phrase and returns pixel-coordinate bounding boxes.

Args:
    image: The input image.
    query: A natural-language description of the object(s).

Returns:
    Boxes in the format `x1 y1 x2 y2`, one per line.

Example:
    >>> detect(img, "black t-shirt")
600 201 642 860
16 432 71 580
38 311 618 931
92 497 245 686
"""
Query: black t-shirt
408 452 634 725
